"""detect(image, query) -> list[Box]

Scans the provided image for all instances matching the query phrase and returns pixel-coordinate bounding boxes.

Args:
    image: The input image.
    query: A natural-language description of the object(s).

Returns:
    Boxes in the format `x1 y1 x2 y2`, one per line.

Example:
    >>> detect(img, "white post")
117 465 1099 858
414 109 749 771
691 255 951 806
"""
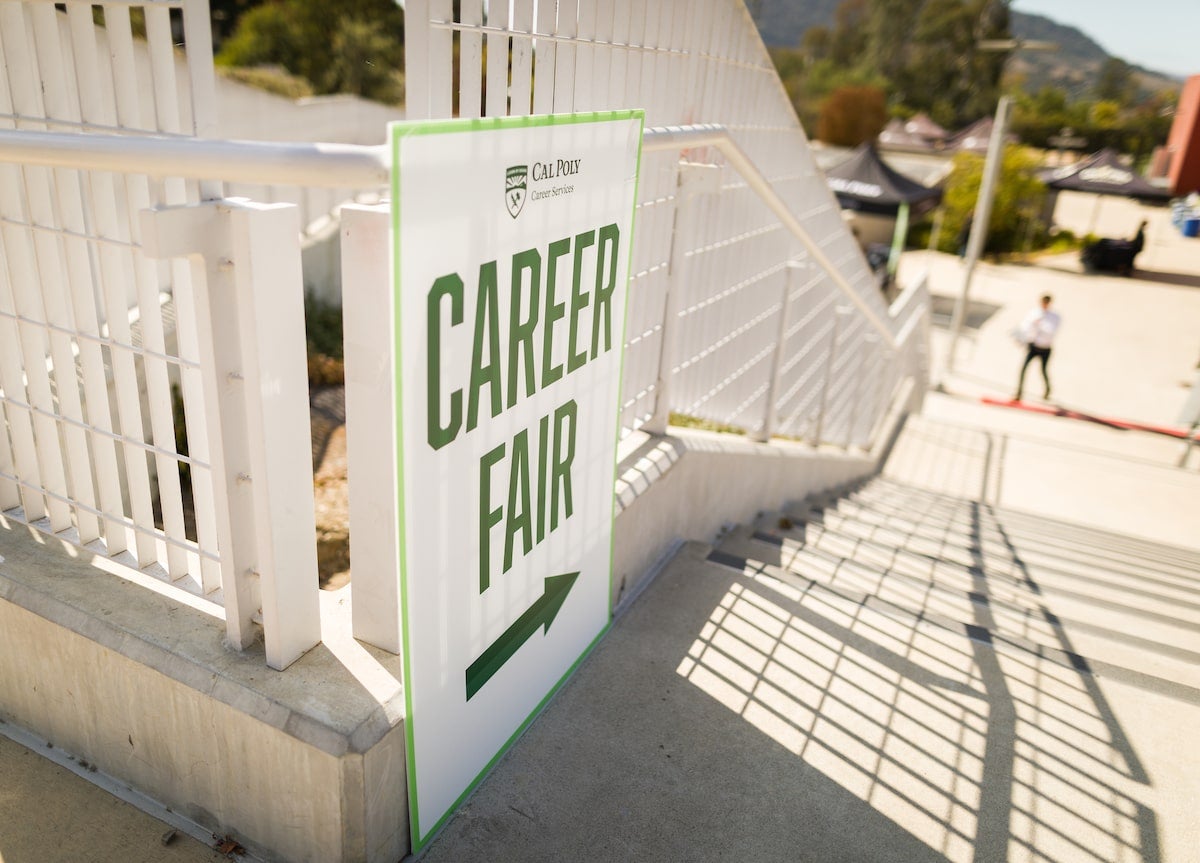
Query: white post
341 204 403 654
754 262 799 442
811 307 847 447
141 200 321 670
645 161 721 436
845 334 878 449
945 95 1011 377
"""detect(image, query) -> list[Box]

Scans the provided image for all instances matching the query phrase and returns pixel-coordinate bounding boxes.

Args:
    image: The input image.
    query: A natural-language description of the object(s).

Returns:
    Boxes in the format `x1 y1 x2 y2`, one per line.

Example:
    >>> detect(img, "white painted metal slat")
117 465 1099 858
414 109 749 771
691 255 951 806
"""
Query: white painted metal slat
405 0 432 121
429 0 453 120
0 3 73 531
25 3 101 542
114 1 217 586
458 0 483 119
550 0 577 113
85 4 159 564
589 0 613 112
170 254 222 593
607 0 629 110
484 0 510 117
59 6 131 553
572 0 596 111
129 4 192 578
531 0 556 115
508 0 532 116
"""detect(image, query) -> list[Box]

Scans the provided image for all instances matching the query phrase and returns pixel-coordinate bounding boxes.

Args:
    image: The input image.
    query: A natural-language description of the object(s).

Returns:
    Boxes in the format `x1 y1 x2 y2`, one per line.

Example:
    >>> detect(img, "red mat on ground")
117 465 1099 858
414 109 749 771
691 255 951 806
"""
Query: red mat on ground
979 396 1192 439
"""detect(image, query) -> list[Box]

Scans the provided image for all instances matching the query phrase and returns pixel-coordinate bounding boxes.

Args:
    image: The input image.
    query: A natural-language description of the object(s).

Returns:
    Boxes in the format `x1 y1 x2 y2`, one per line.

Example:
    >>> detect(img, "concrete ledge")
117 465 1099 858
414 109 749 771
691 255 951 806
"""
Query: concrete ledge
610 416 903 611
0 518 407 863
0 381 915 862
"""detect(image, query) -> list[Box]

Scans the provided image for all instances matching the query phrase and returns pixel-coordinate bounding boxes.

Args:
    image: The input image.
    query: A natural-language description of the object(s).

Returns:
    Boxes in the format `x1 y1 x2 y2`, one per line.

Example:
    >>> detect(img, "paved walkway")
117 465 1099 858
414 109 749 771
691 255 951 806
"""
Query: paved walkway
415 203 1200 861
2 197 1198 862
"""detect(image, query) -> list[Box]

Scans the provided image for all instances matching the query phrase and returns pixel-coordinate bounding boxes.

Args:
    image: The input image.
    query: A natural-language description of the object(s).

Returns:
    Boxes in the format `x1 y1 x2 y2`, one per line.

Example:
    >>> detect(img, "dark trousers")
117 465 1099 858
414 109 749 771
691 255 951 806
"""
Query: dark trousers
1017 344 1052 399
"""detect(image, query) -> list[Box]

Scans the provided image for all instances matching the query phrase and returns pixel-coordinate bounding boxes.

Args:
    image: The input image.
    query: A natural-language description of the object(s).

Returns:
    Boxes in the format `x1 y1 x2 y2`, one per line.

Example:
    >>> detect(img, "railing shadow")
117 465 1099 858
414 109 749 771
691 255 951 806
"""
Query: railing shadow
419 414 1193 862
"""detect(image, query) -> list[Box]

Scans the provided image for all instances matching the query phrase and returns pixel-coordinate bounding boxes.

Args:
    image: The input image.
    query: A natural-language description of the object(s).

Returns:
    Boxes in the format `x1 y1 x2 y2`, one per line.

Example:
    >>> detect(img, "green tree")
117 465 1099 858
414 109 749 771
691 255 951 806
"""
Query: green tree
217 0 405 103
886 0 1010 128
940 145 1047 255
817 85 887 146
209 0 265 49
1095 58 1135 105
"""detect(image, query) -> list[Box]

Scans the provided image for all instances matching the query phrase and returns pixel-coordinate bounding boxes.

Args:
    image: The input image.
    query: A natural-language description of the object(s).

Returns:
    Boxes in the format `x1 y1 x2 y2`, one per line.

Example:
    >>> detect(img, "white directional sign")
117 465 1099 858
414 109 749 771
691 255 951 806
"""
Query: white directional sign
390 112 643 849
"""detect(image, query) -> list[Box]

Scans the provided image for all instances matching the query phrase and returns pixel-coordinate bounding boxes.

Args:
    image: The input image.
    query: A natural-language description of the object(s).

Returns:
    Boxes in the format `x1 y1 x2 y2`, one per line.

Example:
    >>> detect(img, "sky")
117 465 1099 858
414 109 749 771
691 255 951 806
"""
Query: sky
467 2 1198 80
1011 0 1199 80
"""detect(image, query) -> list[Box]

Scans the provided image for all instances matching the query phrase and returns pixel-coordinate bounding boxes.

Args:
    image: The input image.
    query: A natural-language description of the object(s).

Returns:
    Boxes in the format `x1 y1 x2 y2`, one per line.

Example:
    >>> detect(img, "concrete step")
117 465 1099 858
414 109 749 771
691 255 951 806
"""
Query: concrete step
710 525 1200 710
805 485 1200 600
850 477 1200 574
713 525 1200 695
740 510 1200 646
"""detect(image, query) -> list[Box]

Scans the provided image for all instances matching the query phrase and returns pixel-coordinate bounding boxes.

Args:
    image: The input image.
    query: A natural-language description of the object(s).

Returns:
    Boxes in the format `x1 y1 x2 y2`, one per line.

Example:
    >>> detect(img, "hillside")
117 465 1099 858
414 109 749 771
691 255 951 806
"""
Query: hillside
750 2 1180 98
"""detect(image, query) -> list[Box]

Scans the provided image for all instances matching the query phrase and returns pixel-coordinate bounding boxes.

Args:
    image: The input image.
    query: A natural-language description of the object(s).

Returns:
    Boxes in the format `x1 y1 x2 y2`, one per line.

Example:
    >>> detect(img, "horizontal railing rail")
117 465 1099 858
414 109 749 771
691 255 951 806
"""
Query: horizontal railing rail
0 123 895 347
0 118 930 664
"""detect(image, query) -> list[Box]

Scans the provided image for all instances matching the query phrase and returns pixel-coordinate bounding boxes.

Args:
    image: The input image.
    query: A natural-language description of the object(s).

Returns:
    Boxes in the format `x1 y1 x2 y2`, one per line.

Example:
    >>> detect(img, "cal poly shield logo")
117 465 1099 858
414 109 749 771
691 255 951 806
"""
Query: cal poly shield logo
505 165 527 219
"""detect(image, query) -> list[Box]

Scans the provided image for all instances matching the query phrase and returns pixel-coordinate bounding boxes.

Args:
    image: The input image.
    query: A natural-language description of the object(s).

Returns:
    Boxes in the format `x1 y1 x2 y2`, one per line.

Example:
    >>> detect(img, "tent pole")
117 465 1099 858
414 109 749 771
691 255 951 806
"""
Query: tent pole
888 201 910 277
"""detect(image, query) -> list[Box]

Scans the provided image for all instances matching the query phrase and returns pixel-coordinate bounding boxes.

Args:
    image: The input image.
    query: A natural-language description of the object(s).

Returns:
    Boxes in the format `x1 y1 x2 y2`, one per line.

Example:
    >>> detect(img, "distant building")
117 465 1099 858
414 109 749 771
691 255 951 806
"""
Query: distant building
1165 75 1200 195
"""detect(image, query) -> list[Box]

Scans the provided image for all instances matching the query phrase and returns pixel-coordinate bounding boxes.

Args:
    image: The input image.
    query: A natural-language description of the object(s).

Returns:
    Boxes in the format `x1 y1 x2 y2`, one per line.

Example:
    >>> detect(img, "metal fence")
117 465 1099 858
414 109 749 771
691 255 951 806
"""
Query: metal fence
0 0 930 667
404 0 919 445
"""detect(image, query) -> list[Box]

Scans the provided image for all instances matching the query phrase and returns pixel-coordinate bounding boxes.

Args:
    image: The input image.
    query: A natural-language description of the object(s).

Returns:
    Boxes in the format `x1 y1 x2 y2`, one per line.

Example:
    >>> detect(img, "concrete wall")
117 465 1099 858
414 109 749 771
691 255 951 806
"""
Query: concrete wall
611 430 877 611
0 391 912 862
0 524 408 863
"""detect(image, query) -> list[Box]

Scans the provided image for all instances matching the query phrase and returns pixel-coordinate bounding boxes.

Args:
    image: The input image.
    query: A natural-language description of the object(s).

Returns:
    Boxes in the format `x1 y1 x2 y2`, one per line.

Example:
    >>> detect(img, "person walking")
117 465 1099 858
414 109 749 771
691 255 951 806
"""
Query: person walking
1014 294 1061 401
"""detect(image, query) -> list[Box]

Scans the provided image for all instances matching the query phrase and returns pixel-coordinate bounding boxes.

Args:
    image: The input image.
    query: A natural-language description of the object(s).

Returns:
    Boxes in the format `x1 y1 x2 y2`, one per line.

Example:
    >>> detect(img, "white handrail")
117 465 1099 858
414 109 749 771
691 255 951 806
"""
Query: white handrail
642 125 897 348
0 123 897 346
0 128 390 188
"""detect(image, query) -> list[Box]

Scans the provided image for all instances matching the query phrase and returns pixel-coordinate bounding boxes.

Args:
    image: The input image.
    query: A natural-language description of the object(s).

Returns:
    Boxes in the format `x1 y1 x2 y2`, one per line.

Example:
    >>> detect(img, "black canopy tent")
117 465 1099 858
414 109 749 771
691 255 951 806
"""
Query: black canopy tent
825 143 943 279
825 143 943 218
1042 148 1170 237
1041 148 1170 200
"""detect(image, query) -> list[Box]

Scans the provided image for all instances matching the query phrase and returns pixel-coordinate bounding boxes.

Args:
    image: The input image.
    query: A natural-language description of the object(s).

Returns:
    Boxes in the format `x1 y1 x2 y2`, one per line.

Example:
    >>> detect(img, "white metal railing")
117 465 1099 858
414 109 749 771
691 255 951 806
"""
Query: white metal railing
0 0 319 669
0 0 931 667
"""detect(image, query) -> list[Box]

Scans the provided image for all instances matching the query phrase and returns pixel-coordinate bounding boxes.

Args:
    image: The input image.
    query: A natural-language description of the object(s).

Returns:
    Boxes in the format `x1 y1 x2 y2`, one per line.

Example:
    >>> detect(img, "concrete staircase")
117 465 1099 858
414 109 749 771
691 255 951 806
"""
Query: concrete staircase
420 469 1200 863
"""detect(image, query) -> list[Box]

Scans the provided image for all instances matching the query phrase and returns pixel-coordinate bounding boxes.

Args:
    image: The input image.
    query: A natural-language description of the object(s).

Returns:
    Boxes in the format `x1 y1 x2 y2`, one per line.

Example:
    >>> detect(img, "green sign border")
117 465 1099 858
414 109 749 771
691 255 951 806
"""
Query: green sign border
391 110 645 852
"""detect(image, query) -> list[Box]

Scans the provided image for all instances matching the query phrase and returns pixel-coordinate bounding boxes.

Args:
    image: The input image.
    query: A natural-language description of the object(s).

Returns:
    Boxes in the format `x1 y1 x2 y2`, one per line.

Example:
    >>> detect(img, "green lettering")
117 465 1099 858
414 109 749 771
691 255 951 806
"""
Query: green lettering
467 261 502 432
479 442 506 593
536 413 549 544
541 237 570 388
427 274 463 451
567 230 594 373
591 223 619 359
551 399 576 530
507 248 542 408
503 428 532 574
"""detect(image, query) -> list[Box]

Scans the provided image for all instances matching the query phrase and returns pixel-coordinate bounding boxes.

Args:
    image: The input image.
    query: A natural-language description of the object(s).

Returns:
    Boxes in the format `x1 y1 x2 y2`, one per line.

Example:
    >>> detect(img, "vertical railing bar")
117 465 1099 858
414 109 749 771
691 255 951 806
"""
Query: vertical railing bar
0 4 74 532
62 5 132 553
484 0 509 117
590 0 614 111
550 0 577 113
644 163 686 435
845 334 877 449
179 0 219 199
459 0 483 119
92 3 161 566
811 307 845 447
131 3 194 578
405 0 432 121
607 0 629 110
508 0 532 116
117 0 220 588
572 0 596 110
754 262 796 443
531 0 556 115
429 0 454 119
623 0 647 111
27 4 104 543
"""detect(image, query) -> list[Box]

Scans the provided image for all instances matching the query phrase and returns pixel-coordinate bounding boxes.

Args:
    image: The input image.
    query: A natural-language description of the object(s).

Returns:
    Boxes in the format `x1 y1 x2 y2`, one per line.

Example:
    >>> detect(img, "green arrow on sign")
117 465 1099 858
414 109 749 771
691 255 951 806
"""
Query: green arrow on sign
465 572 579 701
